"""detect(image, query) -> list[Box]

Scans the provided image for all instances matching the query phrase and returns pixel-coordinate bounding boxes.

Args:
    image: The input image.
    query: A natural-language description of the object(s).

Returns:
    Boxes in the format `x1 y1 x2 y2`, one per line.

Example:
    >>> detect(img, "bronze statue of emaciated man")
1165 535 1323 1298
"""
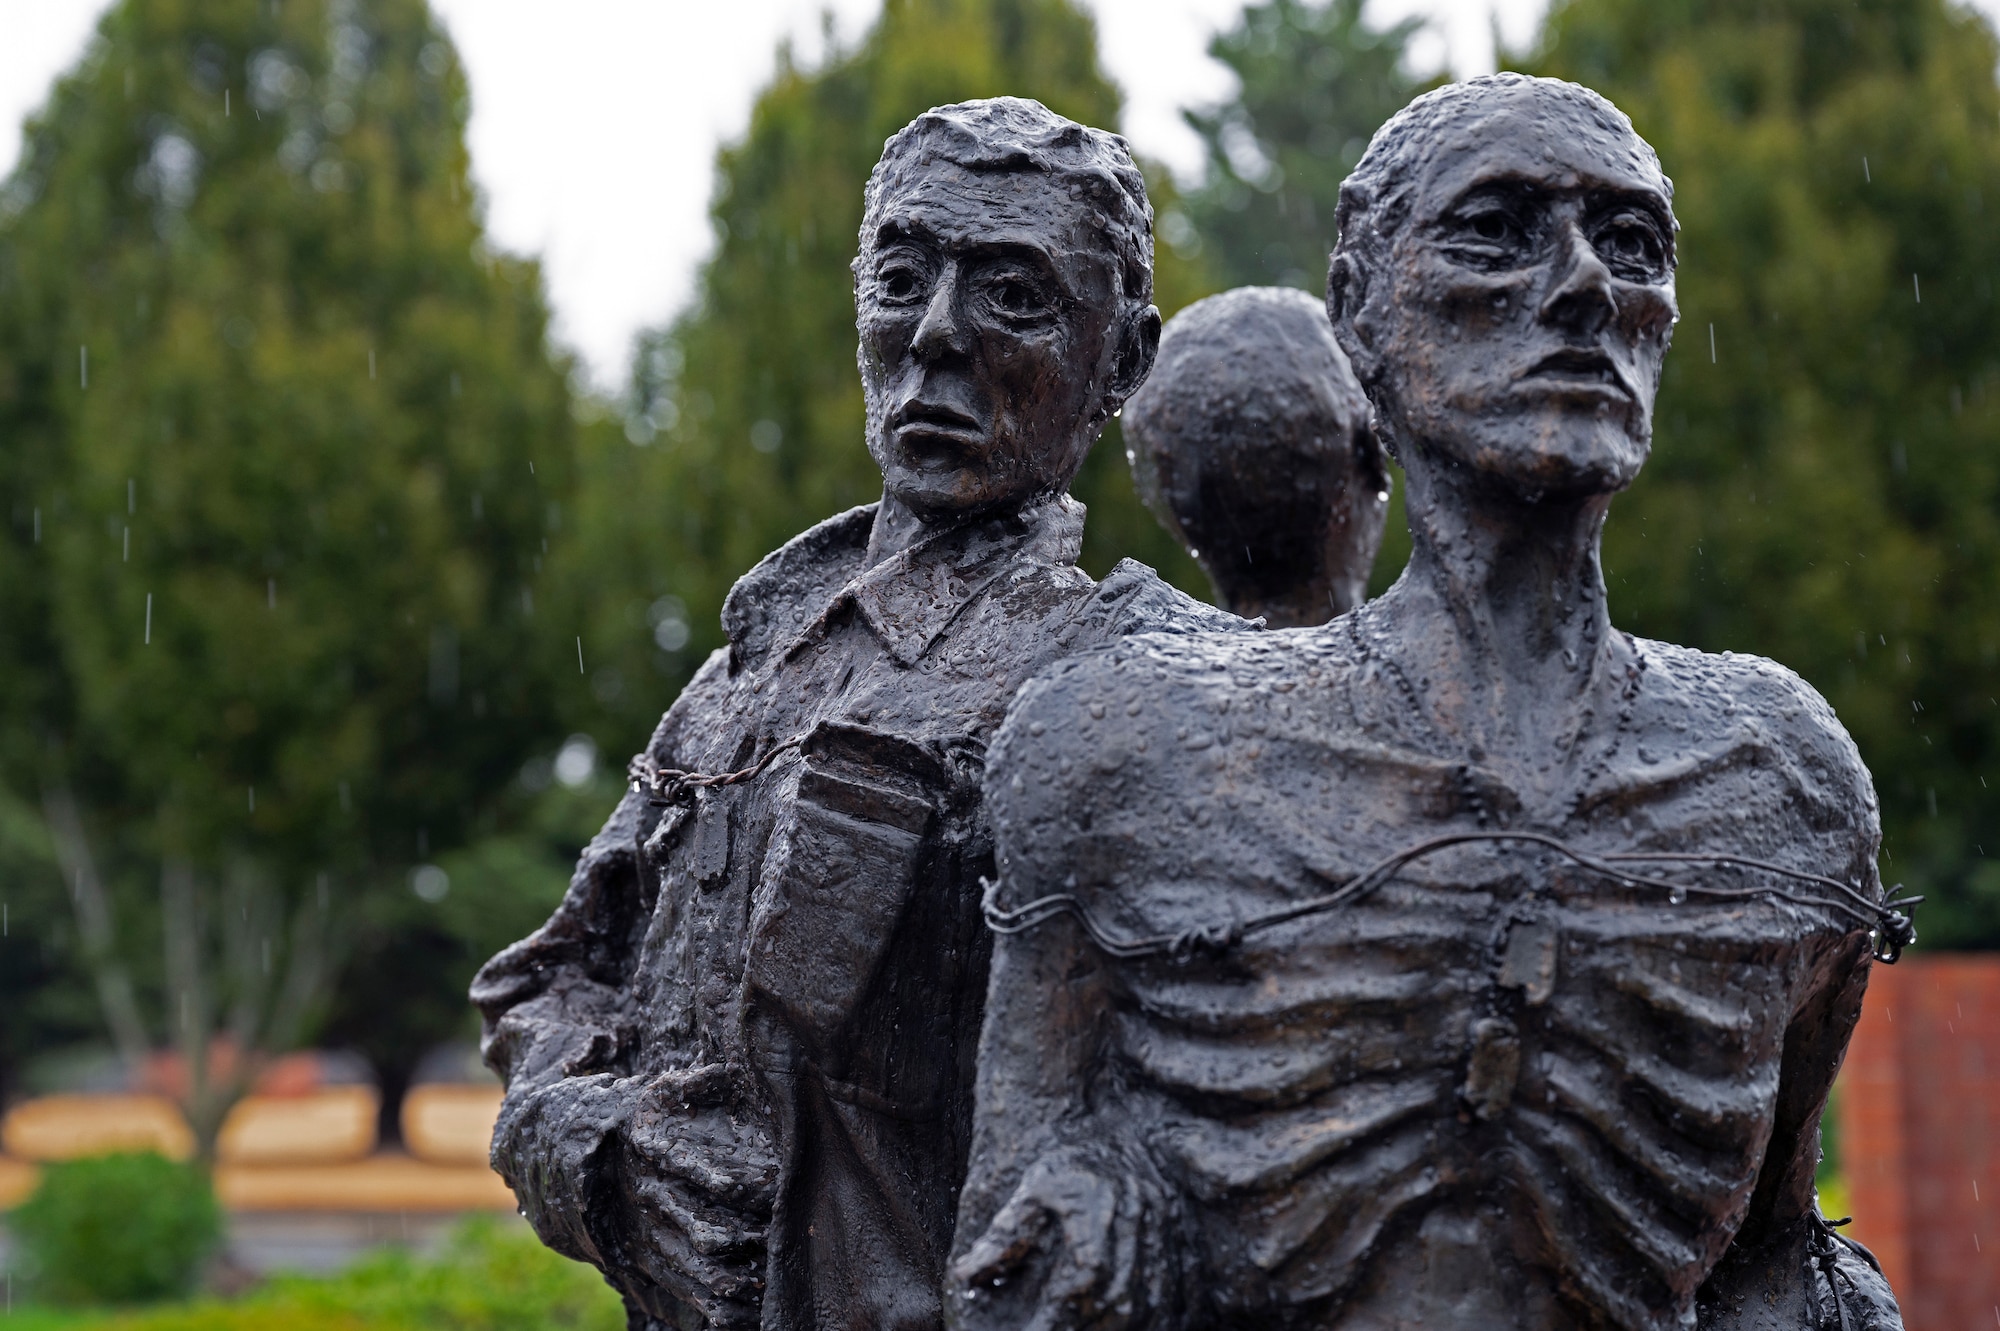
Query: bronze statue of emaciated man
952 75 1909 1331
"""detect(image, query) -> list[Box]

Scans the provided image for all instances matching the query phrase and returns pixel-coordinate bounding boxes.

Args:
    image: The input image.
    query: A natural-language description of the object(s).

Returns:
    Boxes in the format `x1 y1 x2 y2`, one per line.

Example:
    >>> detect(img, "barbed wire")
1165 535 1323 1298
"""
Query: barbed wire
984 829 1921 965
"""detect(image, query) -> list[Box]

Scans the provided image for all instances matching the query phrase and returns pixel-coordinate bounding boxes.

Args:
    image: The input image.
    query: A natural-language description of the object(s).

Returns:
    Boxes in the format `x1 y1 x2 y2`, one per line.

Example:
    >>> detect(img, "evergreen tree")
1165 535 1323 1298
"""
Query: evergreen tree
1167 0 1434 595
562 0 1217 756
1521 0 2000 943
1178 0 1426 292
0 0 578 1128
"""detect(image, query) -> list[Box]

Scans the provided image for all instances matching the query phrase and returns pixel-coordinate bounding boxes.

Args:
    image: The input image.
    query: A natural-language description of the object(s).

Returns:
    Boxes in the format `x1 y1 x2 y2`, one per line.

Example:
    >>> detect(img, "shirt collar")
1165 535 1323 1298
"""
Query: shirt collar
786 494 1086 667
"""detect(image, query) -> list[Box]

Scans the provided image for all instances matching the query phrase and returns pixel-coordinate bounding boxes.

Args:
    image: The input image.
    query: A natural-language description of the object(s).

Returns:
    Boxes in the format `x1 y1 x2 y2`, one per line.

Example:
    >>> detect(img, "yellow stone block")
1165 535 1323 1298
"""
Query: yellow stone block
217 1087 379 1165
1 1094 194 1162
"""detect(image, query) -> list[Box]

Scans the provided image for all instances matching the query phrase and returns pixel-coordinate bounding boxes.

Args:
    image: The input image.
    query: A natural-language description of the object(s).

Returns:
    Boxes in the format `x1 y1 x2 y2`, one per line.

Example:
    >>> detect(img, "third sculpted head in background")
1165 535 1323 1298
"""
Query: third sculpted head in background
1124 286 1388 628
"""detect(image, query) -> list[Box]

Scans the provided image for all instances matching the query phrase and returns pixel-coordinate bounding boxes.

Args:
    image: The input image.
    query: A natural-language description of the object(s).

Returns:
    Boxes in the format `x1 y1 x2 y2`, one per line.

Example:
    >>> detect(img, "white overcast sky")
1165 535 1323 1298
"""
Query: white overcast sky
6 0 1996 386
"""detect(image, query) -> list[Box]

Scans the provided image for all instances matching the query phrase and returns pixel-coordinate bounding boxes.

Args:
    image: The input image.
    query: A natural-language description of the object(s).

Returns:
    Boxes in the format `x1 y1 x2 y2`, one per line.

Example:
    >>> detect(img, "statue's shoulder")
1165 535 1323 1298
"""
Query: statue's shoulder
719 503 875 662
990 627 1335 816
1082 558 1249 638
1626 636 1877 829
986 626 1359 935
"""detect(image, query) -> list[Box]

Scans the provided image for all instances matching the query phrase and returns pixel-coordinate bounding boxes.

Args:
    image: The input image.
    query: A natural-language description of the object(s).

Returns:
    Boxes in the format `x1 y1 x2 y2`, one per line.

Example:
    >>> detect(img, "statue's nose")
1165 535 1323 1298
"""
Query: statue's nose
1538 223 1617 339
912 264 969 361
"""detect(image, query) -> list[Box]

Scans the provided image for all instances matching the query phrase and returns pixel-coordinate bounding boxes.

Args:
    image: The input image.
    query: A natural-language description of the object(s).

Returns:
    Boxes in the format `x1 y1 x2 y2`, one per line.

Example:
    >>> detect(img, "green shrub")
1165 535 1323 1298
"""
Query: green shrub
10 1152 222 1305
0 1215 622 1331
258 1216 624 1331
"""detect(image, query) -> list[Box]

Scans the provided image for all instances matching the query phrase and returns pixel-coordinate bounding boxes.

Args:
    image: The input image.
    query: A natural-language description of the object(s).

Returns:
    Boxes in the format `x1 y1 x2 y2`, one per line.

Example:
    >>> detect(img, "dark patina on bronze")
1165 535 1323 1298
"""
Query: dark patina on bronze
473 98 1238 1331
1124 285 1388 627
952 74 1908 1331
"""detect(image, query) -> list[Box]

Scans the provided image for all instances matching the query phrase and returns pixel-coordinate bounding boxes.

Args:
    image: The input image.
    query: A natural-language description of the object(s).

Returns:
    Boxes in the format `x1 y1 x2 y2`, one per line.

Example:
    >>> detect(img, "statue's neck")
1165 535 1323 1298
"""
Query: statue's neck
865 493 938 567
1375 456 1618 767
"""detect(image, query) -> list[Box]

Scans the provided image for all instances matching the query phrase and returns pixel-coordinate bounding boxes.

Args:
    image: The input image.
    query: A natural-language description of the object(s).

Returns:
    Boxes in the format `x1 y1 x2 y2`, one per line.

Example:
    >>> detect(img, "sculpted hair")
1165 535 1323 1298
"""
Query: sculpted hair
1329 72 1673 329
857 96 1155 314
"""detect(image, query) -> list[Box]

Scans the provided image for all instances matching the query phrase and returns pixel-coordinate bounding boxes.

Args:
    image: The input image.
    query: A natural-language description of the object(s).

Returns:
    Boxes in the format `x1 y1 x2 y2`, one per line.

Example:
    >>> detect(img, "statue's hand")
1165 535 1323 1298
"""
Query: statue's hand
950 1146 1179 1331
610 1067 779 1326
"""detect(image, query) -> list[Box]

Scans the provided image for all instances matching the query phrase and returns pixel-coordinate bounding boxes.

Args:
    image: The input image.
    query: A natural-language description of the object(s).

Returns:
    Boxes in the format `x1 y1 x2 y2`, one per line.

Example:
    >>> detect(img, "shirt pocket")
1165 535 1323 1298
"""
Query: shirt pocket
744 723 946 1046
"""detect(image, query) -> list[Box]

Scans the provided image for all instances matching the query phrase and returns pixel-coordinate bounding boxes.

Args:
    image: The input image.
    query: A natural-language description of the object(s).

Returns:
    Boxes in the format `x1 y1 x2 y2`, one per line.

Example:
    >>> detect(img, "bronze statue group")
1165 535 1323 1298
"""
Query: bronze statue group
473 78 1912 1331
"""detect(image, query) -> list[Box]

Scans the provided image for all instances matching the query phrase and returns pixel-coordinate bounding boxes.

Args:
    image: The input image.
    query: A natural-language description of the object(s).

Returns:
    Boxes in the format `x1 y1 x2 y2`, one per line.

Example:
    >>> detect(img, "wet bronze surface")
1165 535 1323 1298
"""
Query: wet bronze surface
1125 285 1386 627
950 75 1905 1331
473 98 1238 1331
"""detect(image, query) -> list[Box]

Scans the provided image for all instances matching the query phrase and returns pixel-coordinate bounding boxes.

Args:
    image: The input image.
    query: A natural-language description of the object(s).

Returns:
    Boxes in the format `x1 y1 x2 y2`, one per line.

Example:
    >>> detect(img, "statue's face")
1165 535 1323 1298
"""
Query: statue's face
856 162 1142 521
1354 96 1677 498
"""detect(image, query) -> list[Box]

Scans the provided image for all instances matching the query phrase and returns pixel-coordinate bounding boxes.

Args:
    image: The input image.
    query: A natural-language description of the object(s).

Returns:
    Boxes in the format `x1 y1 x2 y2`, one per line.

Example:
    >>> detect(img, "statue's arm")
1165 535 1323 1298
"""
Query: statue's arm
947 666 1193 1331
469 776 655 1268
1698 681 1903 1330
947 917 1188 1331
470 651 773 1325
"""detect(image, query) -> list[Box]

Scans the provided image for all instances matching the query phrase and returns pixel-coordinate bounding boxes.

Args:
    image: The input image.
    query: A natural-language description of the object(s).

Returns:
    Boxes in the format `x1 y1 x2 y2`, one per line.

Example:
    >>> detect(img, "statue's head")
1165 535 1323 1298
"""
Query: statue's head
1125 287 1387 627
1328 73 1677 502
855 98 1161 523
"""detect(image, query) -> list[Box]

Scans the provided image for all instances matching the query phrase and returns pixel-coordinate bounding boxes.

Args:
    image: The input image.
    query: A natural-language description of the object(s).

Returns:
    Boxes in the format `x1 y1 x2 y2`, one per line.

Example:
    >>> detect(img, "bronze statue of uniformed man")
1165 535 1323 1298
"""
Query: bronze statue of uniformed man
952 75 1908 1331
473 98 1233 1331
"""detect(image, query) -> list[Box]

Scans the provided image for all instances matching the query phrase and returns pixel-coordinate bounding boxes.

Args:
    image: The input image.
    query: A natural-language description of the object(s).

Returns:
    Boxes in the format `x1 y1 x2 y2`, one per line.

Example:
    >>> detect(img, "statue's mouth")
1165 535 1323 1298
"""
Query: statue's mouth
890 401 986 464
1518 349 1632 400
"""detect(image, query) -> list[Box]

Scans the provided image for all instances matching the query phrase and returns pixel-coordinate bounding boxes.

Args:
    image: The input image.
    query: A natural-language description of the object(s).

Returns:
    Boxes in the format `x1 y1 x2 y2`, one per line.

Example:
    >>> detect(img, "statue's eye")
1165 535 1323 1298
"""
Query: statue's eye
1444 205 1531 268
977 266 1055 322
994 279 1038 313
1594 213 1669 281
880 263 923 303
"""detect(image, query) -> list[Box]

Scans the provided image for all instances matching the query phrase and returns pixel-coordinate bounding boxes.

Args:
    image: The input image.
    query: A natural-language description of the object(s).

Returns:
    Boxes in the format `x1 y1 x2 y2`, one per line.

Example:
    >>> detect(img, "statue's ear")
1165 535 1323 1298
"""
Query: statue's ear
1326 253 1380 388
1106 303 1162 413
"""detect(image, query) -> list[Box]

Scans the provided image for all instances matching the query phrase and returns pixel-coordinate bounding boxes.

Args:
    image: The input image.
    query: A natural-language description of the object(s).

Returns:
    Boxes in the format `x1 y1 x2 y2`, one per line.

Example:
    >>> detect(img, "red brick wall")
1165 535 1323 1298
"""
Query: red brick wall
1841 953 2000 1329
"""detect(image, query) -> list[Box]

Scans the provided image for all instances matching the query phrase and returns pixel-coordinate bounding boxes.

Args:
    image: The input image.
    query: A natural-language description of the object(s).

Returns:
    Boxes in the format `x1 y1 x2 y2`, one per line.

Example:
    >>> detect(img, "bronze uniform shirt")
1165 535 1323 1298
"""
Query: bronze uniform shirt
474 496 1239 1331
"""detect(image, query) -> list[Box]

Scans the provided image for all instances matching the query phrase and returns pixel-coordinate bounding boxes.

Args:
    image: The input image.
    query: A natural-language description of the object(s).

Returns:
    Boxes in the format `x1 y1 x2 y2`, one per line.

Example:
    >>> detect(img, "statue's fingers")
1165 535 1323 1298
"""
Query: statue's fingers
954 1191 1055 1286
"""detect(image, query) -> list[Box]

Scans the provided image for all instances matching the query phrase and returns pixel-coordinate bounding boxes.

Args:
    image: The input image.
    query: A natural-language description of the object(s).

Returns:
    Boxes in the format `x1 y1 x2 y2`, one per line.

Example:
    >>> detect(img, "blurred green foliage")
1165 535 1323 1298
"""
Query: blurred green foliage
1522 0 2000 944
0 0 580 1106
3 1215 622 1329
1178 0 1426 292
12 1152 222 1305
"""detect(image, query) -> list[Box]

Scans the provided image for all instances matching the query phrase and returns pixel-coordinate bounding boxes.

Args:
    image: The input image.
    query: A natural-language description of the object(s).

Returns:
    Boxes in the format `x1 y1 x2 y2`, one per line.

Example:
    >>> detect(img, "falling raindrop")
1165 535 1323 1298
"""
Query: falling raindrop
577 636 586 675
122 526 129 562
1862 155 1870 183
248 786 256 813
225 88 231 116
144 593 153 644
1668 884 1687 905
1914 273 1922 304
79 345 88 389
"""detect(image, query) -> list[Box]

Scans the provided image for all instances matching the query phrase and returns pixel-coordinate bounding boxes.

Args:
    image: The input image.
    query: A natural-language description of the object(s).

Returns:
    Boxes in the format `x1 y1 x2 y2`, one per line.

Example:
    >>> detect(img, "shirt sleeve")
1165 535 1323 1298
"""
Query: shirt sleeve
470 647 773 1326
